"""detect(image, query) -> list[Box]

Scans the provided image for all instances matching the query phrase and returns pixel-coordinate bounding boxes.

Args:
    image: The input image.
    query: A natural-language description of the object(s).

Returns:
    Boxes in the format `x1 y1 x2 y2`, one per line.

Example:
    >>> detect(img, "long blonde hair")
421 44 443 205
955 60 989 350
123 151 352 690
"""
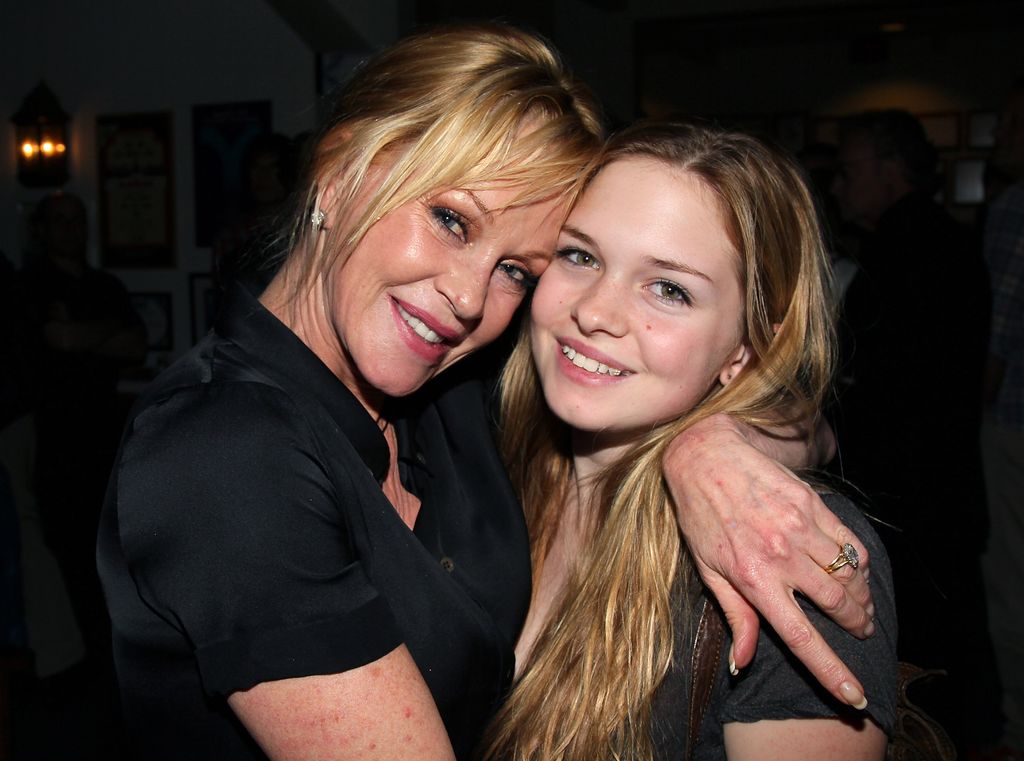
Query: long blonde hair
273 22 604 297
485 121 836 761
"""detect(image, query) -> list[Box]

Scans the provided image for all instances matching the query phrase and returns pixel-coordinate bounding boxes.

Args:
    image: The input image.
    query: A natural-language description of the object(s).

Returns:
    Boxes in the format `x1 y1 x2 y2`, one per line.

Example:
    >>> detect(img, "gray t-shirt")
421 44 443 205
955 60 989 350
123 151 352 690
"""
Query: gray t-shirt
650 493 898 759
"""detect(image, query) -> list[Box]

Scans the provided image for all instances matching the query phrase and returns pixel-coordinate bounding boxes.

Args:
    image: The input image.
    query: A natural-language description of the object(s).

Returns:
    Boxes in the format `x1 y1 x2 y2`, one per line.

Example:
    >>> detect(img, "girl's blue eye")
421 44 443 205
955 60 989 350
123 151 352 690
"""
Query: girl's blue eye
432 207 467 240
559 247 600 269
650 280 693 306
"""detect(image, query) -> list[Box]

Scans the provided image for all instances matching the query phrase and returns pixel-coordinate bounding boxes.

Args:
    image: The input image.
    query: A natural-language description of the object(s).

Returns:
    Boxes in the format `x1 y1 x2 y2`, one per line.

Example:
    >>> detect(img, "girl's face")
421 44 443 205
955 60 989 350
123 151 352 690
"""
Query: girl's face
530 157 749 452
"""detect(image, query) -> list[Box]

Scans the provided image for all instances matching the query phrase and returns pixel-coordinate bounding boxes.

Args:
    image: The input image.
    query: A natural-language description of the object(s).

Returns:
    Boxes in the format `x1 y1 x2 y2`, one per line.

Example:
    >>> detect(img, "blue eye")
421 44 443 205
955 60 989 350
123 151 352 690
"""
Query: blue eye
649 280 693 306
558 247 600 269
432 207 468 240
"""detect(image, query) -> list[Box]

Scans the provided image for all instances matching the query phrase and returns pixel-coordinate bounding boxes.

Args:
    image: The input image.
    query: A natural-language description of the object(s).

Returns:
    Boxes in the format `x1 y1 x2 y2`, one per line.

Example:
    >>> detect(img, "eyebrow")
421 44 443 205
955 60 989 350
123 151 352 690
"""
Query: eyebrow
560 224 597 248
643 256 714 283
462 189 492 219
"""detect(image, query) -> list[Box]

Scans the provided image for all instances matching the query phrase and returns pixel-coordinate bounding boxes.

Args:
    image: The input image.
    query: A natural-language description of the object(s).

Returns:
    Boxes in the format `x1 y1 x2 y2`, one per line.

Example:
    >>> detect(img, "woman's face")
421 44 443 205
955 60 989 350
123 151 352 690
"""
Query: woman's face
530 157 748 451
323 181 565 406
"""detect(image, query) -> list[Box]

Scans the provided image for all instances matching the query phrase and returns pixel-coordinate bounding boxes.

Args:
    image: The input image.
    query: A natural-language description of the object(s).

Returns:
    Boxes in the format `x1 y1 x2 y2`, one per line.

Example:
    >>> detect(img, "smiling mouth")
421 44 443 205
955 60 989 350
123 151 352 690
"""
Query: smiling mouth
397 303 445 344
561 345 628 376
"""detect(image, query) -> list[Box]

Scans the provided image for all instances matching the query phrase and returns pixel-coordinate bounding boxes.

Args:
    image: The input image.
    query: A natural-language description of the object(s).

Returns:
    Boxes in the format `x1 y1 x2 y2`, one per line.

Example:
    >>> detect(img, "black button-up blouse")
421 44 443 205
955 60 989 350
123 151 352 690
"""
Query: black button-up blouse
97 283 531 760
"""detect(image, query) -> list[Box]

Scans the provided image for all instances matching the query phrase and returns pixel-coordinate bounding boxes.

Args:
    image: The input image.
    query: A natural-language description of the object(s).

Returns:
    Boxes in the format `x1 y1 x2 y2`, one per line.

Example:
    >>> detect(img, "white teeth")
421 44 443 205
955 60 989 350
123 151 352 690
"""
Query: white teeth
397 304 443 344
561 345 624 376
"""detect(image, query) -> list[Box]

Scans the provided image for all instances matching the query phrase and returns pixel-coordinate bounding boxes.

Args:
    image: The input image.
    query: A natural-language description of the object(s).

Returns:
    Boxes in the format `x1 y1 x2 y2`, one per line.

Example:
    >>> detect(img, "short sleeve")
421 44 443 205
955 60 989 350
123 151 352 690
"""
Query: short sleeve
115 380 402 696
713 493 898 734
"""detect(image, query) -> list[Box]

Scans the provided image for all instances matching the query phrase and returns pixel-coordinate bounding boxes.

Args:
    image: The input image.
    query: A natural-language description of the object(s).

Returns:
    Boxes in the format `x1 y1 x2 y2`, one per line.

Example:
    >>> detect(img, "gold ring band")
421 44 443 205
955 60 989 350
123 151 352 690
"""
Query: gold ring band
823 543 860 574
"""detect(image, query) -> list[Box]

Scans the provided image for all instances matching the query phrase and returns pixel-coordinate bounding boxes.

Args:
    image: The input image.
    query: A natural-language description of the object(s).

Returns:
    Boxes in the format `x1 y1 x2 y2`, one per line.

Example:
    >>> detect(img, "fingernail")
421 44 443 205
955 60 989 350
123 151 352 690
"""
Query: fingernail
839 681 868 710
863 568 871 581
863 620 876 637
867 603 876 619
728 645 738 676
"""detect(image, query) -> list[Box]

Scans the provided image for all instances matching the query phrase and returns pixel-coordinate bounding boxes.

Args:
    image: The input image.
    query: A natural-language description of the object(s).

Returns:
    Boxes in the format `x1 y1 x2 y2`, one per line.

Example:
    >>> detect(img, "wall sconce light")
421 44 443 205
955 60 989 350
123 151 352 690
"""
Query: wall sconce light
11 81 70 188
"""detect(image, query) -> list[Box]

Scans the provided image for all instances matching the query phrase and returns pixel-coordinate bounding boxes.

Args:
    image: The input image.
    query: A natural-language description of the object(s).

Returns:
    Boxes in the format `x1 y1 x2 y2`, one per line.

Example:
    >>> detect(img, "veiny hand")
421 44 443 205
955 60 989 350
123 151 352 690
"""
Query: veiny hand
664 414 874 709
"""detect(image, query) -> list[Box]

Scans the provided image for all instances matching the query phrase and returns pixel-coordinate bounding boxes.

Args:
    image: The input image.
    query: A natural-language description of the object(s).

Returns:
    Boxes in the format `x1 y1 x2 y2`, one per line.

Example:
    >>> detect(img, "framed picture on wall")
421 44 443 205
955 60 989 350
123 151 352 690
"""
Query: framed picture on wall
968 111 998 149
917 112 961 150
192 101 272 247
189 274 222 344
97 112 175 267
952 158 986 205
129 292 174 351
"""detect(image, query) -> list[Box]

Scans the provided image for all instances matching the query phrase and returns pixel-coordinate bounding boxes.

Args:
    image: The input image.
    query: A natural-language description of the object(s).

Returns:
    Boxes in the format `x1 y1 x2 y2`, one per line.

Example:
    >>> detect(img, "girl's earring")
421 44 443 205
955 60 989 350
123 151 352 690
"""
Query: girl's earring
311 209 326 230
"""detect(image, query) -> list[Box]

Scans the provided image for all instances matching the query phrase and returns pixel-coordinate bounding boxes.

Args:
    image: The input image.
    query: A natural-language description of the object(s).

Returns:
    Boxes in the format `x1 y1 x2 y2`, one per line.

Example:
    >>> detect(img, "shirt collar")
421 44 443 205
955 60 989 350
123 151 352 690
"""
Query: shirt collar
214 281 389 482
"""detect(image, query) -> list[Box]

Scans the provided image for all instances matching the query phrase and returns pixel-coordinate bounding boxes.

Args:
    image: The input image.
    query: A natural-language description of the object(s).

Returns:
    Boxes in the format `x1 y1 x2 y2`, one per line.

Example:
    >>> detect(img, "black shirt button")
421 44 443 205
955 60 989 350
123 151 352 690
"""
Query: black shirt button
440 556 455 572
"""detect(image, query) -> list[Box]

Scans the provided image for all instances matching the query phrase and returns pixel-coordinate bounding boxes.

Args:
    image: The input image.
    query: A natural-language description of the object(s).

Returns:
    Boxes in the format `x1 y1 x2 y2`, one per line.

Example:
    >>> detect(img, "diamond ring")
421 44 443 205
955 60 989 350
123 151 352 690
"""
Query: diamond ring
823 542 860 574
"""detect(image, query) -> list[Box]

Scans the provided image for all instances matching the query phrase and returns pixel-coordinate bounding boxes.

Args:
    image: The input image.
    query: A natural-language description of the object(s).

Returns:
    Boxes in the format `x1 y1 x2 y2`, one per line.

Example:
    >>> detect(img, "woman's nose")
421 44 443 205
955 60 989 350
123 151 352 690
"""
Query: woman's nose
436 261 491 322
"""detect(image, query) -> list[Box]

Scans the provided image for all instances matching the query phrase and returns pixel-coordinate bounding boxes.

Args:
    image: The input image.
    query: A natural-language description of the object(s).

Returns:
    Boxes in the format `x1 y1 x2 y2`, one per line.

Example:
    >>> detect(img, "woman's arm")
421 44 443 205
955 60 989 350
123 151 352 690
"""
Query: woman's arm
229 645 456 761
664 414 874 709
723 717 887 761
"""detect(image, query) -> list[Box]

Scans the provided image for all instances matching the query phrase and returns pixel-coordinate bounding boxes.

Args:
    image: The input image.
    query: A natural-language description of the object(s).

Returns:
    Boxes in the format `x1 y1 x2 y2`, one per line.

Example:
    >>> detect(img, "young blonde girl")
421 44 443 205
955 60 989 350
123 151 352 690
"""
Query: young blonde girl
485 121 897 761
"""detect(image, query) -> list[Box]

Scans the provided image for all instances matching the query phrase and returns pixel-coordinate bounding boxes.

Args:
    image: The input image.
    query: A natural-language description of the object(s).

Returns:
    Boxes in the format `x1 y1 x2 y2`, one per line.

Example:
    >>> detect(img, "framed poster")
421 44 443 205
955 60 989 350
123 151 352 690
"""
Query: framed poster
189 273 222 344
952 158 986 205
97 112 175 267
192 101 272 247
968 111 998 149
129 292 174 351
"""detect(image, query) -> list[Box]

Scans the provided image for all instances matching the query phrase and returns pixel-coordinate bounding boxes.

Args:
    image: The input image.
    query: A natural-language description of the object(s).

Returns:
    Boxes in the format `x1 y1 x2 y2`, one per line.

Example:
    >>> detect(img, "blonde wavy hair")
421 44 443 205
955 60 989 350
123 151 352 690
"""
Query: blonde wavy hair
484 121 836 761
272 22 604 297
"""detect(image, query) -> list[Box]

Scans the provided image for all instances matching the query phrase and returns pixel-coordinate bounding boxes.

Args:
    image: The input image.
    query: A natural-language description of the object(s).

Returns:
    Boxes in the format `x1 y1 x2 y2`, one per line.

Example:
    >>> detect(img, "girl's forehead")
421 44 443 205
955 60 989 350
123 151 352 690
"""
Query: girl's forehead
571 159 710 220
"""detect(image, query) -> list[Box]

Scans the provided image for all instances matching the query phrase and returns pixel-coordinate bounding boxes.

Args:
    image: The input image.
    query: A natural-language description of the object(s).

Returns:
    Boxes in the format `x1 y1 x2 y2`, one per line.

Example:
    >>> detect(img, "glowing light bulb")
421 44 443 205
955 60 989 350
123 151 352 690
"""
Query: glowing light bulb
41 141 55 155
56 143 66 153
21 141 36 158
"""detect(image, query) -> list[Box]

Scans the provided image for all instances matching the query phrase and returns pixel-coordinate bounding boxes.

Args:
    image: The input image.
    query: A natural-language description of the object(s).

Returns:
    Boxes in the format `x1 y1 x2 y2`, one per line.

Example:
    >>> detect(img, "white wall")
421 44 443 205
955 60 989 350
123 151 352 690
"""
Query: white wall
1 0 317 359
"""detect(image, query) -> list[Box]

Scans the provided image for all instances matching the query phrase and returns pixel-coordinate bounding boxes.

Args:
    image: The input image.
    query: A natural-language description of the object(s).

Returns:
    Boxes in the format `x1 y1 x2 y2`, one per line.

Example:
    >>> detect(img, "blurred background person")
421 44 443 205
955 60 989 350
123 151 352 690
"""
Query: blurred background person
20 192 145 663
980 77 1024 761
829 109 997 752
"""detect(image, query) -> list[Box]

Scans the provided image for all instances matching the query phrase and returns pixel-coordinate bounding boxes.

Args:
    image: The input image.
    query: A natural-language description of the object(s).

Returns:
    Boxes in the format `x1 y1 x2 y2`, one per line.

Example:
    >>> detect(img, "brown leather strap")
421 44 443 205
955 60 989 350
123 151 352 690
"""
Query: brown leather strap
686 600 727 761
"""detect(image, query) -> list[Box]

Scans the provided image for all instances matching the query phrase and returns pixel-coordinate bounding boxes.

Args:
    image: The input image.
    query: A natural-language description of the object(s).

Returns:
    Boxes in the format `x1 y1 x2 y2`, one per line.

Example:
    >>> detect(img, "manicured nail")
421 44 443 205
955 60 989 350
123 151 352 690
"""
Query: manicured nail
866 603 876 619
728 645 738 676
839 682 868 710
863 619 876 637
